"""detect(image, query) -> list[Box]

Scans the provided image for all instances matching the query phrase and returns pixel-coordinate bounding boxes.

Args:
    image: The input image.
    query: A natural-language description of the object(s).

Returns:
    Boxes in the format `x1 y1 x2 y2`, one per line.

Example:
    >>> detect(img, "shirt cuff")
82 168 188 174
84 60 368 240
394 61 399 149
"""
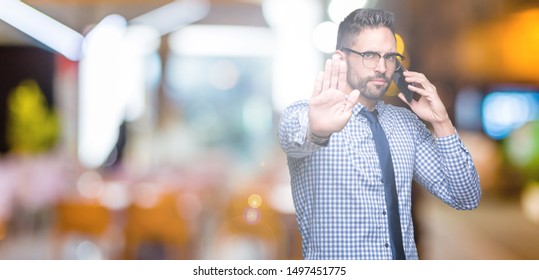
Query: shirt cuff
435 129 464 155
296 111 330 149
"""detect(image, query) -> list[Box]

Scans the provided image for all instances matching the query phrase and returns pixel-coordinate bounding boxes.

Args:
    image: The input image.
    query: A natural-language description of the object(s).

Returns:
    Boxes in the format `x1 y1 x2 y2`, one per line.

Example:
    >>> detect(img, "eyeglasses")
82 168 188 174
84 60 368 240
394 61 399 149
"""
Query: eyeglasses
341 47 405 71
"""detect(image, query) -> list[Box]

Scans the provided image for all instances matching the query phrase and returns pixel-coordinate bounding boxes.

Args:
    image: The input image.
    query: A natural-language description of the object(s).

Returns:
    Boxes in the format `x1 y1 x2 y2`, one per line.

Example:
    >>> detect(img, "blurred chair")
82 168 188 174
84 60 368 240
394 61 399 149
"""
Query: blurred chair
52 199 114 259
123 192 191 259
211 190 288 259
0 220 6 241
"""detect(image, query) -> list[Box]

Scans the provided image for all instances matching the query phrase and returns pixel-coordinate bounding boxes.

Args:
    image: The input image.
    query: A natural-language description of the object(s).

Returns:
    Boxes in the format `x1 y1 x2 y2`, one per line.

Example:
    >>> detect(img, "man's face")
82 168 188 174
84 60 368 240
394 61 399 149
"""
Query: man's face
345 27 397 101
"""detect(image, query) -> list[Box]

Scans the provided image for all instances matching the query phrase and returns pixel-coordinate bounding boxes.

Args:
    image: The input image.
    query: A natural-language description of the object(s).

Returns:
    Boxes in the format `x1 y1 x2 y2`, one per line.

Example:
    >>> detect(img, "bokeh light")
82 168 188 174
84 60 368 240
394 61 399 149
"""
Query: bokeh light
521 181 539 225
131 182 161 209
75 240 103 260
247 194 262 209
312 21 338 54
328 0 370 23
505 121 539 173
76 170 104 199
243 207 261 225
98 181 130 210
482 91 539 140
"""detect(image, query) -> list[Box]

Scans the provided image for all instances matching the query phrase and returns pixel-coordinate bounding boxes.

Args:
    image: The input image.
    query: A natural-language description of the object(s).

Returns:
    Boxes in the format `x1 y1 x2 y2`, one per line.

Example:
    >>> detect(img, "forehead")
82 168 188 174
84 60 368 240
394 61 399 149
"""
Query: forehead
353 27 397 52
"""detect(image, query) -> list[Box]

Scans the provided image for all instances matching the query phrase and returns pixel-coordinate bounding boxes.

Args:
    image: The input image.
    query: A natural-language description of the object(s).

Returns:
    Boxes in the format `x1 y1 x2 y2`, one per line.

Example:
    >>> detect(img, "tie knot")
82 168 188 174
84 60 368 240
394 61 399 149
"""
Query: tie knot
361 108 379 124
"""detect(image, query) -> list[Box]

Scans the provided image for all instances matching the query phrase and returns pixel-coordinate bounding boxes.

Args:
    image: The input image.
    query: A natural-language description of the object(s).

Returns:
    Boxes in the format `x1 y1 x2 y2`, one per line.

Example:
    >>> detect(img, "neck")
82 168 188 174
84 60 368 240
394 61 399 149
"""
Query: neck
357 95 378 111
344 86 379 112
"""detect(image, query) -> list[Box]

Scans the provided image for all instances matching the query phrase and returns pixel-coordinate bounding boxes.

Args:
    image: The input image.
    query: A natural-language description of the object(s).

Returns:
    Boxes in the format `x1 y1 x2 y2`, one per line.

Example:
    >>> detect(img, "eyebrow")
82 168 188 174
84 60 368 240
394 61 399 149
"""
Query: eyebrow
361 50 400 56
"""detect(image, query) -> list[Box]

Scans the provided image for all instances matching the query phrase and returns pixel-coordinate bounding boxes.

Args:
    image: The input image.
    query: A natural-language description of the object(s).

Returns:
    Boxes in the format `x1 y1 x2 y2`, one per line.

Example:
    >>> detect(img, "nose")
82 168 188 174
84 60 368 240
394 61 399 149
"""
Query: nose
374 57 387 73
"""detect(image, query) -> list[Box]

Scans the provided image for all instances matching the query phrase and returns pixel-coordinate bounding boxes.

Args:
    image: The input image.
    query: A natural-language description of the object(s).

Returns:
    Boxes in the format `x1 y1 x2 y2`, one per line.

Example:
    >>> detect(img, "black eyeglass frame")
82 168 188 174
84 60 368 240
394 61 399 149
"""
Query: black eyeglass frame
341 47 406 70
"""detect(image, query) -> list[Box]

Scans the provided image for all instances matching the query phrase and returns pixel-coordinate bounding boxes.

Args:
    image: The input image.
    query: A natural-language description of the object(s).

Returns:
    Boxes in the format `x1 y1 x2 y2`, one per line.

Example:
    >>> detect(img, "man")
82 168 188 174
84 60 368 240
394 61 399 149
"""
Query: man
278 9 481 260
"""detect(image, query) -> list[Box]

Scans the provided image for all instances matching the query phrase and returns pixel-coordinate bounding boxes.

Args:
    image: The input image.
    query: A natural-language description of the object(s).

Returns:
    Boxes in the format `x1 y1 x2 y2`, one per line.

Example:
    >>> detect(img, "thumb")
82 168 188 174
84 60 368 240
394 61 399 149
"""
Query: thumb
344 89 360 110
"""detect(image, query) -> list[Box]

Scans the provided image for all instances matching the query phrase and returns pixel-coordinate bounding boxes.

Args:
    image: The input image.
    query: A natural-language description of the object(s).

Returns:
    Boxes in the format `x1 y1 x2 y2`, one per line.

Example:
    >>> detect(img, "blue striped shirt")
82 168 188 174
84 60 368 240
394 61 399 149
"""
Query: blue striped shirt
279 100 481 259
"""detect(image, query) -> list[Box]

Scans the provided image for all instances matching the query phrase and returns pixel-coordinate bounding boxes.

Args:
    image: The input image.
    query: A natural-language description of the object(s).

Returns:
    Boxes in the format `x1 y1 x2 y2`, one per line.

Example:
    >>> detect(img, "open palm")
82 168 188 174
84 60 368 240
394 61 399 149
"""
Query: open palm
308 54 360 137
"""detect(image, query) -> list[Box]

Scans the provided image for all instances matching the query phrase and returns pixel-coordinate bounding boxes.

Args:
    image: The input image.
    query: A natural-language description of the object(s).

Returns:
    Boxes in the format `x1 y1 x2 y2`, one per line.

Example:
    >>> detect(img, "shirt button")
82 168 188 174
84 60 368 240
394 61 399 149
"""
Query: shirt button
382 210 387 215
384 243 389 248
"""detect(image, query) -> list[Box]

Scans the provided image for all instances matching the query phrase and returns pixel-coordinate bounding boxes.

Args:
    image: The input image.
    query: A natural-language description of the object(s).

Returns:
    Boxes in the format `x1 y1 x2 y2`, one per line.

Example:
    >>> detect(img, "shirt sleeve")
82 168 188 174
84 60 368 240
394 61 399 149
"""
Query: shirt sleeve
278 100 329 158
413 123 482 210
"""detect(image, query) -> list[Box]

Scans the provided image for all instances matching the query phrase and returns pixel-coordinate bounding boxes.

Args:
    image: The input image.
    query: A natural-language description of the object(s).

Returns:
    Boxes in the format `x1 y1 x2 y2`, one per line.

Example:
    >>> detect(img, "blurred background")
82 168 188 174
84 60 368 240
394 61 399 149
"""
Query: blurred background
0 0 538 260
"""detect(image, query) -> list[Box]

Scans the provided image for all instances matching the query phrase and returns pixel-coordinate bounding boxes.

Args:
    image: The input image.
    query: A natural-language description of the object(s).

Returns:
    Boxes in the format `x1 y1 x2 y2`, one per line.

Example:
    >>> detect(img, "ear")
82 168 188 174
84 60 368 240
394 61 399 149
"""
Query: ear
334 49 346 59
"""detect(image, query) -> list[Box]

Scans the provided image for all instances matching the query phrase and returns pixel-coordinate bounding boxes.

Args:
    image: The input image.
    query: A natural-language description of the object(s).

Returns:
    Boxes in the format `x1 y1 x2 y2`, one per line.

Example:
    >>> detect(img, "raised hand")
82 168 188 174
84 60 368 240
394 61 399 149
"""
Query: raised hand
308 54 360 137
398 71 455 137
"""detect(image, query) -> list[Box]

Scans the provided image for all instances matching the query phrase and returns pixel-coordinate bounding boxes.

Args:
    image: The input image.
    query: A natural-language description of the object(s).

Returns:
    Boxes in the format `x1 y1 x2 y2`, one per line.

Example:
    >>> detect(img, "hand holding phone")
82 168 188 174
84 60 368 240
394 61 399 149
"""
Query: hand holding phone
392 61 414 103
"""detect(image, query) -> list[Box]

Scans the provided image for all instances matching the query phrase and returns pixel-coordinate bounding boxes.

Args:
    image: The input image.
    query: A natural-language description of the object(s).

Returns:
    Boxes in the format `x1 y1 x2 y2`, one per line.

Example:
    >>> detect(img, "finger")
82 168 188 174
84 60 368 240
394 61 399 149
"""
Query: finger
344 89 360 111
408 84 431 97
404 73 435 91
402 71 425 79
405 77 432 90
329 54 340 89
337 56 347 92
312 71 324 97
322 59 332 90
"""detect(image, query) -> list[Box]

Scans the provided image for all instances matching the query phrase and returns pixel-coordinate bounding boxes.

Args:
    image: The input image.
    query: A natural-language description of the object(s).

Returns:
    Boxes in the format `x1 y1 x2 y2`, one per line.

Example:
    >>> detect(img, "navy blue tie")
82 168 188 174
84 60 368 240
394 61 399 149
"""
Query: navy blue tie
361 109 406 260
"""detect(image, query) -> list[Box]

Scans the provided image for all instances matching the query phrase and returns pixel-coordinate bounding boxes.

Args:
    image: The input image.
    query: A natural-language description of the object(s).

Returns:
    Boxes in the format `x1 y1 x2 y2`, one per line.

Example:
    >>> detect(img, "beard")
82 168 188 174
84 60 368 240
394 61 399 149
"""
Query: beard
347 68 391 101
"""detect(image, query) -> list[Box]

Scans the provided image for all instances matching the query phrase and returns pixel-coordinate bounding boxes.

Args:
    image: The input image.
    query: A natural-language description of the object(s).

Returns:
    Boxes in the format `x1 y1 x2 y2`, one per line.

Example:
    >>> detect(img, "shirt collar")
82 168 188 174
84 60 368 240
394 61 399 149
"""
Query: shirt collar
353 100 387 117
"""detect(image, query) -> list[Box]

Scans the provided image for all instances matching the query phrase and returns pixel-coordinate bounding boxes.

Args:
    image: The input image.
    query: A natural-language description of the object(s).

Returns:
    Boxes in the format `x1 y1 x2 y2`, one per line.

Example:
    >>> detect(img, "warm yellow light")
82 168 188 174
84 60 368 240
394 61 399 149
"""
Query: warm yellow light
248 194 263 208
0 222 6 241
395 33 405 56
521 181 539 225
387 33 410 97
498 8 539 82
456 8 539 83
395 33 411 69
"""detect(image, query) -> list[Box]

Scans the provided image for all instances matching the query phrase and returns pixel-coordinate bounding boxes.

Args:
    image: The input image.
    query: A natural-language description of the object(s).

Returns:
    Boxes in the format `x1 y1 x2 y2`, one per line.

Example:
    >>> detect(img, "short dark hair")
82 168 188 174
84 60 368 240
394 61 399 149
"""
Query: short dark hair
336 9 396 50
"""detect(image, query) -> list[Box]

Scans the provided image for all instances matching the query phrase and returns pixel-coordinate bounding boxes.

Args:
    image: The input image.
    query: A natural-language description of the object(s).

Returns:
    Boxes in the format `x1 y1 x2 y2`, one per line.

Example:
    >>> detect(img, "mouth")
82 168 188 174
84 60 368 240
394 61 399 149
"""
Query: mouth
369 78 388 86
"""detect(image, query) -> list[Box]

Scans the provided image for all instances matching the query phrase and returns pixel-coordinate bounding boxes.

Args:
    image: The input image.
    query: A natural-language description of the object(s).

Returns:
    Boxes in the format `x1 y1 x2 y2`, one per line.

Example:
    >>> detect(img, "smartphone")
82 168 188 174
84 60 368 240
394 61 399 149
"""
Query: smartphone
392 62 414 103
